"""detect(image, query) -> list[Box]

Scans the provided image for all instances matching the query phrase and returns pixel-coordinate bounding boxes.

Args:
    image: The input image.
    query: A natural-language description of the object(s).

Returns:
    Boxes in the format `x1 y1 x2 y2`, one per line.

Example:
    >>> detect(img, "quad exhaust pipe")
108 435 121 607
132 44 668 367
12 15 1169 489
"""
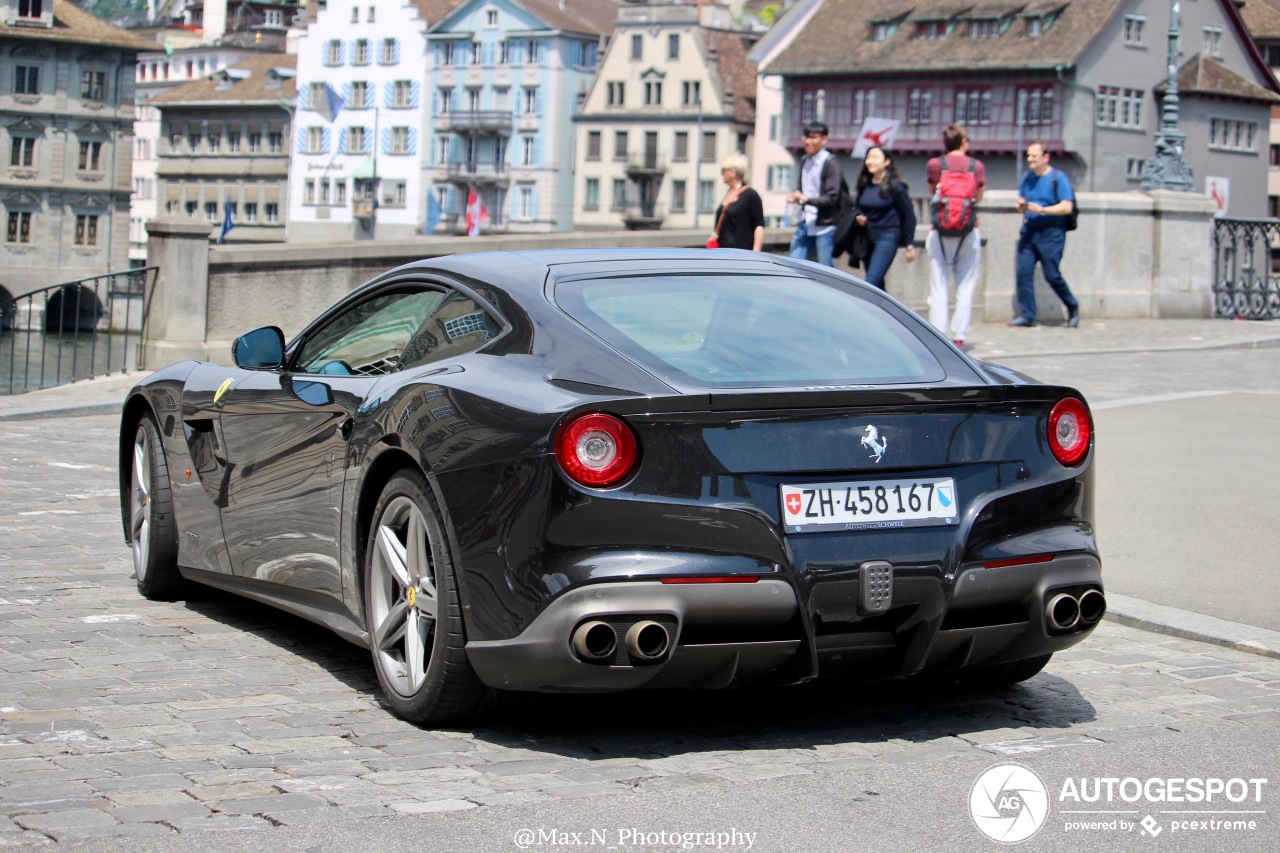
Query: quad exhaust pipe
1046 589 1106 632
572 619 672 664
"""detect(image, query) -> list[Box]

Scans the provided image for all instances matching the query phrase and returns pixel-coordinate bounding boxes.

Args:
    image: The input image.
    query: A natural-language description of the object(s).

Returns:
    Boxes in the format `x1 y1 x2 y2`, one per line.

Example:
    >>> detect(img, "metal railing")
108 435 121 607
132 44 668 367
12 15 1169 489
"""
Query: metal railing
0 266 155 395
1211 217 1280 320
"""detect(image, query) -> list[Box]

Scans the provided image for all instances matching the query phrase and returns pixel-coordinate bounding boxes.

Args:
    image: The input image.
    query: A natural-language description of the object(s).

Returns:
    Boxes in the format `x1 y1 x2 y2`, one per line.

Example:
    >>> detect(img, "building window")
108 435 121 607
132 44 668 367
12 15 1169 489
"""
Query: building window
205 201 219 222
307 81 326 111
1027 18 1042 38
968 19 998 39
269 131 283 153
393 80 413 108
266 203 278 222
682 80 701 107
767 164 793 192
1124 15 1145 46
1096 86 1143 129
249 132 262 153
74 214 99 246
78 141 103 171
1126 157 1146 180
698 180 715 212
10 137 35 168
668 33 680 59
701 131 716 162
521 136 535 166
244 202 258 222
348 126 367 154
954 88 992 125
436 135 449 164
908 88 932 124
304 179 315 204
18 0 43 18
351 6 358 22
266 8 282 26
184 200 197 217
14 65 39 95
671 180 686 212
7 211 33 243
644 81 662 106
381 39 397 65
353 39 371 65
1272 143 1280 166
384 180 406 207
207 131 220 152
81 70 105 101
526 39 540 65
1209 118 1258 151
350 81 369 109
471 41 482 65
306 127 325 154
523 87 538 114
872 23 889 41
325 40 342 65
439 88 453 113
368 5 375 22
486 9 498 27
587 131 601 160
614 130 628 160
801 88 827 123
607 81 625 107
612 178 627 209
1271 196 1280 219
674 131 688 161
585 178 599 210
390 127 410 154
915 21 946 40
188 131 201 152
228 132 241 152
631 34 643 60
1203 27 1223 57
1017 87 1054 126
518 187 533 219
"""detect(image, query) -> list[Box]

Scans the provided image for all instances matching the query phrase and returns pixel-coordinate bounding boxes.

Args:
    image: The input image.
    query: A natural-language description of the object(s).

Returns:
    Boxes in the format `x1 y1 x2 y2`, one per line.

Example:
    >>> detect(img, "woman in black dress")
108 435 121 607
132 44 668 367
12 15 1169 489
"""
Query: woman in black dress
711 154 765 251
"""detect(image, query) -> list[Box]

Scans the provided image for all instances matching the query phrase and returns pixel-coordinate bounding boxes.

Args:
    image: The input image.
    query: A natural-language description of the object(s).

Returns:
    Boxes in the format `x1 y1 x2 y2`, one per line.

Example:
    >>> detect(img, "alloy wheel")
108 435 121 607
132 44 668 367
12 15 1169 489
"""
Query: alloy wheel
368 496 439 697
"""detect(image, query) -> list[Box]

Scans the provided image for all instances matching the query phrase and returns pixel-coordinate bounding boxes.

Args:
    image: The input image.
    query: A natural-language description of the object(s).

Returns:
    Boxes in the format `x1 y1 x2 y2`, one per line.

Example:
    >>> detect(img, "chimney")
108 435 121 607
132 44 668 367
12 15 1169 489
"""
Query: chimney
202 0 228 44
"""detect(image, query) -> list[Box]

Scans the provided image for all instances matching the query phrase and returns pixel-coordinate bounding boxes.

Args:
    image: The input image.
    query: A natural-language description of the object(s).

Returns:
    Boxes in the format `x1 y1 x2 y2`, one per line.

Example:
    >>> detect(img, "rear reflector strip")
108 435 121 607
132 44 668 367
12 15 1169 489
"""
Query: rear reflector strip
983 555 1055 570
660 576 761 584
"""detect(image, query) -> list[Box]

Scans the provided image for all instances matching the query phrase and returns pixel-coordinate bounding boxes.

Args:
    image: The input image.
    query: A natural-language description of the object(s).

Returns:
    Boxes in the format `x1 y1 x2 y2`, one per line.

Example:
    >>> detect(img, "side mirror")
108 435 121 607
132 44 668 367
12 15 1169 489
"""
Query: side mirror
232 326 285 370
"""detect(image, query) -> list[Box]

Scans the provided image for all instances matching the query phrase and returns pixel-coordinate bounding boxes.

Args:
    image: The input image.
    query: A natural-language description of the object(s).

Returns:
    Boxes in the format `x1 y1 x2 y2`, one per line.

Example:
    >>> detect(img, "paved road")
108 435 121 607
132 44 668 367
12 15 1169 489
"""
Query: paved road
2 323 1279 849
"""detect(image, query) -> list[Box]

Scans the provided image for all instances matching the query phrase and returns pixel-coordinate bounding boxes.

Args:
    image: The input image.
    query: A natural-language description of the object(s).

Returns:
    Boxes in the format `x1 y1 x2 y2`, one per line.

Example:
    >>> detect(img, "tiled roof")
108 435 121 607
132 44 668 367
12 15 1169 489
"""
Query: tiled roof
705 27 759 124
0 0 157 51
514 0 624 36
1156 53 1280 104
411 0 471 25
149 53 297 105
765 0 1128 75
1239 0 1280 40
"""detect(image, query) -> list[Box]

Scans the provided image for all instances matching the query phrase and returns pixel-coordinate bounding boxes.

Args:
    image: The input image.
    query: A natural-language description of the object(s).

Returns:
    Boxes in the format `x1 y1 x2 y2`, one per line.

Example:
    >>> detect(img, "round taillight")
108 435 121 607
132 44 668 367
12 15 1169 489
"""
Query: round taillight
1048 397 1091 466
555 412 639 488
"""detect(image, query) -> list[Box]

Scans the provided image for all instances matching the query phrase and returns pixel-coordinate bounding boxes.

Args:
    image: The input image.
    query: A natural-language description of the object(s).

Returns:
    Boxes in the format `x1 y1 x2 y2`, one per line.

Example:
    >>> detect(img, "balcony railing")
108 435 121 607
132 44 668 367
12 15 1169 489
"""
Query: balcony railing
624 154 667 178
444 162 510 185
439 110 514 134
622 201 665 230
1212 217 1280 319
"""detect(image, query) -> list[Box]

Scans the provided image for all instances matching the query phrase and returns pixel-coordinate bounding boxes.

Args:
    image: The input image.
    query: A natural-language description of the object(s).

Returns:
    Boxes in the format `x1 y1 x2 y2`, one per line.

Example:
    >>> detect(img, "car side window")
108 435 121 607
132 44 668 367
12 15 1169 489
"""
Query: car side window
294 289 444 376
400 290 501 368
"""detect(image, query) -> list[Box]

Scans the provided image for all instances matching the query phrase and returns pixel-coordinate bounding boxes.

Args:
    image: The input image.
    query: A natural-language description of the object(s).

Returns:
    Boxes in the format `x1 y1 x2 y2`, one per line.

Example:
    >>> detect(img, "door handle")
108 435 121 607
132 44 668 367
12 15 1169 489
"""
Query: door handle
338 418 354 441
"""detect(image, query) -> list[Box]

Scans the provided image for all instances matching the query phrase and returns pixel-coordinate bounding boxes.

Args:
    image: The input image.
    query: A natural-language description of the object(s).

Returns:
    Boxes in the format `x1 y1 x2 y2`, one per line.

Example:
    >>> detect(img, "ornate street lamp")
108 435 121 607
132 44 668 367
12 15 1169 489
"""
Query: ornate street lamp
1141 0 1196 191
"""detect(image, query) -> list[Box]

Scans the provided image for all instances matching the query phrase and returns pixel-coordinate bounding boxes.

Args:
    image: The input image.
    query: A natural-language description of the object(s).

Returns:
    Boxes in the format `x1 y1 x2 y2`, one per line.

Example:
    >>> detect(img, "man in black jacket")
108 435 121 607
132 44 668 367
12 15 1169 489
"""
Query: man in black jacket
786 122 842 267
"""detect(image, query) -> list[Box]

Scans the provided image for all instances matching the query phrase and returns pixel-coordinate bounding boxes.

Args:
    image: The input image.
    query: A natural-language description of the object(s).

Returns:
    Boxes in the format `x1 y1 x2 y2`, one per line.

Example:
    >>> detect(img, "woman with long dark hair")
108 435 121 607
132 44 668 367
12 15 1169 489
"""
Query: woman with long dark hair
853 146 917 289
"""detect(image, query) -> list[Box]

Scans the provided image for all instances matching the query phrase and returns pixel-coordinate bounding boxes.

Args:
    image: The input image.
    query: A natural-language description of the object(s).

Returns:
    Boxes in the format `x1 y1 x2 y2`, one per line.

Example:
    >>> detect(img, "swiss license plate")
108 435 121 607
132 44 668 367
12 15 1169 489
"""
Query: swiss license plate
780 477 958 533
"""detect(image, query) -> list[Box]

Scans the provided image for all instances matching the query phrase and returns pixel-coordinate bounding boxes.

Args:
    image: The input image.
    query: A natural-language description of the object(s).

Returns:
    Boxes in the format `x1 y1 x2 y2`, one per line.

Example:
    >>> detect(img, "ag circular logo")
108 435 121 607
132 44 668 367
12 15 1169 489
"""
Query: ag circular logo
969 763 1050 843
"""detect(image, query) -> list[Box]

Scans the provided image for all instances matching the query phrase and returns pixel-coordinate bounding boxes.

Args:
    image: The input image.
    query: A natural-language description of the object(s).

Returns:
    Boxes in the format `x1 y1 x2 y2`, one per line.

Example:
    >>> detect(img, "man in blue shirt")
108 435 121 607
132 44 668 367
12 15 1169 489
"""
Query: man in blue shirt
1011 141 1079 328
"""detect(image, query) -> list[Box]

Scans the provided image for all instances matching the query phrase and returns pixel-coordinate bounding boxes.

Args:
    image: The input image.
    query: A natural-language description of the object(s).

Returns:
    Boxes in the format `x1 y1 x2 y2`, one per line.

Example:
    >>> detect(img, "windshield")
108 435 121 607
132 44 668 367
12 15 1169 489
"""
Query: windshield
555 274 944 389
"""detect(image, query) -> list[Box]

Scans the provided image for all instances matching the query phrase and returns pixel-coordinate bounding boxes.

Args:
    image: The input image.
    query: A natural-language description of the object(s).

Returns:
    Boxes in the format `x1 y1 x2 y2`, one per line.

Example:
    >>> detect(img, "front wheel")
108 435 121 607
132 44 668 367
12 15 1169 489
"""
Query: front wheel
129 414 182 600
364 470 488 725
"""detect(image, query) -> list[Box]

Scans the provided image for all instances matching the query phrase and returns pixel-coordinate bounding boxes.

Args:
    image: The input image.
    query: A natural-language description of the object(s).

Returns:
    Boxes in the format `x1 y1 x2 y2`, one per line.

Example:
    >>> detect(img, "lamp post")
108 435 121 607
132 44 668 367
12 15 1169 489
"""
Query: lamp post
1140 0 1196 191
693 95 703 230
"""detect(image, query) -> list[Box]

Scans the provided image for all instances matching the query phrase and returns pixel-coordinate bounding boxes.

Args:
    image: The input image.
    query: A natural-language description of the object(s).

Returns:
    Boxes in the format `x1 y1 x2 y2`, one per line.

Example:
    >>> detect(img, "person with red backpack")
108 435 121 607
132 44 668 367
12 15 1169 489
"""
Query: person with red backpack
925 123 986 349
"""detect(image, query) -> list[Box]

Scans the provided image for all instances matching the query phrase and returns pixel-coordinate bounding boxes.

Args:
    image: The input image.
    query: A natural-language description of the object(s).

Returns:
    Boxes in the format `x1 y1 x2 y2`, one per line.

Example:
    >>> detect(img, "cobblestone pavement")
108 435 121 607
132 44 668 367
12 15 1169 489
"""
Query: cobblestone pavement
2 414 1279 846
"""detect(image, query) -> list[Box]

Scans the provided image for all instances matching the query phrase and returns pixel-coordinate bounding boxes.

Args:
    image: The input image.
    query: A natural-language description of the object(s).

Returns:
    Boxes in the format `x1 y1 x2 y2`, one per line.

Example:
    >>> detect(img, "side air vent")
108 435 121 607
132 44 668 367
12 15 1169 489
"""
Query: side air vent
548 379 642 397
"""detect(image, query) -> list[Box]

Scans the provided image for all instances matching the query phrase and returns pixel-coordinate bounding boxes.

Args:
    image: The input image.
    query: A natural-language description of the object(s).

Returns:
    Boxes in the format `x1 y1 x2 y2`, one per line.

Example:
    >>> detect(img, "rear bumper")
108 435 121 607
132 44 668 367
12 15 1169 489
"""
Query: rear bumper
464 552 1103 692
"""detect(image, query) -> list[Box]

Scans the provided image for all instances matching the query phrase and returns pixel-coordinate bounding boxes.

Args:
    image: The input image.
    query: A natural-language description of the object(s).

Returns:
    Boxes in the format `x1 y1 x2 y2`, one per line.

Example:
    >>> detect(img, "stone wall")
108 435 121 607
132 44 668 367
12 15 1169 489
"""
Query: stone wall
141 189 1219 368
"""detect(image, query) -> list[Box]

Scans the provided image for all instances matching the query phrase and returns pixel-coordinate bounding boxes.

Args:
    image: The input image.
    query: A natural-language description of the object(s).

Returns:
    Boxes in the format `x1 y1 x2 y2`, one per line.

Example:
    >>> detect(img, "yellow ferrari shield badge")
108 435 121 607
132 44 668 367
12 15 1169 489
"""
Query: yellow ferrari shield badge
213 378 234 403
406 586 417 608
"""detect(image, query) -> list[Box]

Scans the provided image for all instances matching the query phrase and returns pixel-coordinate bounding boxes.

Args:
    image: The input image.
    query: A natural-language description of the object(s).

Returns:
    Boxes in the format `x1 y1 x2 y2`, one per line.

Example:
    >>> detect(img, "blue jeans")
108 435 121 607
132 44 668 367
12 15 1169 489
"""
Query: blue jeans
789 221 835 267
1015 226 1077 322
863 232 899 290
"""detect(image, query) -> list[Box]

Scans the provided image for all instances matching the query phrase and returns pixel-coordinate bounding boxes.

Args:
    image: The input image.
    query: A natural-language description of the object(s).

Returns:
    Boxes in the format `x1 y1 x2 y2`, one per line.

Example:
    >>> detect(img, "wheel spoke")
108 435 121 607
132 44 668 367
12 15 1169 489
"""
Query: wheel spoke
375 600 409 651
375 524 411 587
405 609 426 690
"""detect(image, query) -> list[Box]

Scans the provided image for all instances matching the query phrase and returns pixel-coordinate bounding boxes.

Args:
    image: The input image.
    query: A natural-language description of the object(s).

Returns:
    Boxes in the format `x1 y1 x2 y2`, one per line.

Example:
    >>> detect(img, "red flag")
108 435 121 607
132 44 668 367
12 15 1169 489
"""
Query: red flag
465 188 487 237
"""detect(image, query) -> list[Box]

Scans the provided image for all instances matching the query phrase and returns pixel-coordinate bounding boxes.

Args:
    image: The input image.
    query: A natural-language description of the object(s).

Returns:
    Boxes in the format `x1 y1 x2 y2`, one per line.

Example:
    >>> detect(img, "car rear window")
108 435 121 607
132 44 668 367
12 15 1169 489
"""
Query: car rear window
555 274 944 388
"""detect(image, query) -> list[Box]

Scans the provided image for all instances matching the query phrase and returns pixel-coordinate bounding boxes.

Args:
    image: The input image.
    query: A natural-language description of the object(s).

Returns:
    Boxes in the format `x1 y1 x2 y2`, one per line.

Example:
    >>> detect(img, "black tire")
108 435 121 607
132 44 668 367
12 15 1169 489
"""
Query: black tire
128 414 182 600
363 469 488 725
959 653 1052 689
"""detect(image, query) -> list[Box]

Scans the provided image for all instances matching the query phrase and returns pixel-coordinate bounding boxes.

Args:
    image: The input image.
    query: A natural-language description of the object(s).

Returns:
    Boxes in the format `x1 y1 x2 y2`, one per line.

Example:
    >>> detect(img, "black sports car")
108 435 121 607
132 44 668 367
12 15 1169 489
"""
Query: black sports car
119 249 1103 724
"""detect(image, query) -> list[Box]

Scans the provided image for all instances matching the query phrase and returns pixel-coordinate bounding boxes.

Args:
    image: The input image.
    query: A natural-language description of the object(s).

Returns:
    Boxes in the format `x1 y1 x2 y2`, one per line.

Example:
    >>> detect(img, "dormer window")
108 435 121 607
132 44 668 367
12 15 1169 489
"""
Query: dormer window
968 19 999 39
1027 18 1042 38
915 21 946 40
18 0 43 18
872 23 889 41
